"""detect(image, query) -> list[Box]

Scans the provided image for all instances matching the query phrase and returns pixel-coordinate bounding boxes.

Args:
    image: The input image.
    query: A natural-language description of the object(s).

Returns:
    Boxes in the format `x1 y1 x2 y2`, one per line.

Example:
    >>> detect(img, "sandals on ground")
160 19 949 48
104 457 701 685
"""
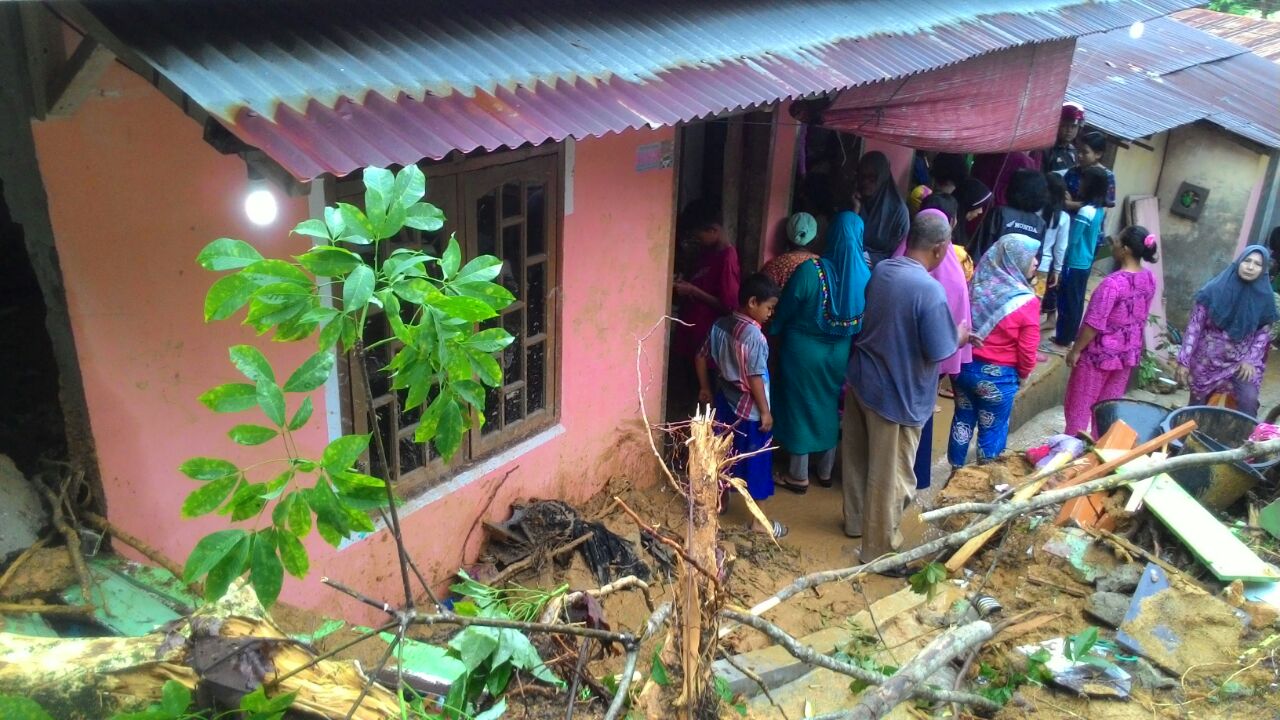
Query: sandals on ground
774 475 810 495
768 520 789 539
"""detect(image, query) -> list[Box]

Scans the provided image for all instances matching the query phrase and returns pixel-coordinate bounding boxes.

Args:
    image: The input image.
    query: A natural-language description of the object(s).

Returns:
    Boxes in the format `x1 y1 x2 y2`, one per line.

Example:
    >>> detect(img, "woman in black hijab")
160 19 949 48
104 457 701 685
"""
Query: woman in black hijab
856 151 910 267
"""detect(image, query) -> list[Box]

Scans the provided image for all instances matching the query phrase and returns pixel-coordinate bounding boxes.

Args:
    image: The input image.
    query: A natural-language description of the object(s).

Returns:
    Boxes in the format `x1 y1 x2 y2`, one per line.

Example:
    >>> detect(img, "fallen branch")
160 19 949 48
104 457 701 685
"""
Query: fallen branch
1027 574 1087 598
733 428 1280 626
0 536 49 598
718 649 789 720
39 483 95 611
613 497 721 589
1082 527 1207 595
719 609 1000 713
0 602 94 616
635 316 691 497
604 602 672 720
813 621 994 720
81 511 196 596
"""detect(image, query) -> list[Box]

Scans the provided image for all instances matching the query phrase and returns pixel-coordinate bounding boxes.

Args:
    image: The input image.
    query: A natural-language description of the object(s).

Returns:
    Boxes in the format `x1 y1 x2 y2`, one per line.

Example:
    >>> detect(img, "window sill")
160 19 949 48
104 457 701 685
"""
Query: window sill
337 423 566 551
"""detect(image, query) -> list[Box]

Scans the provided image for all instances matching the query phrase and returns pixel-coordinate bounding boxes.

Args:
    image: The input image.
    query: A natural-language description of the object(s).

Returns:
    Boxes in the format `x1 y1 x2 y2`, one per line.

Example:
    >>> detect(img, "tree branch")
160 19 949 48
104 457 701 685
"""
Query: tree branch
719 610 1000 712
604 602 672 720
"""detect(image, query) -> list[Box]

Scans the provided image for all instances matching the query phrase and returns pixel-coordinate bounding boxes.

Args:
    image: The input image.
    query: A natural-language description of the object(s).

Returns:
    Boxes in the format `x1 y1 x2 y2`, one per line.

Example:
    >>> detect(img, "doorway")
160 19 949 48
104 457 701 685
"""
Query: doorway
666 111 775 422
0 181 67 476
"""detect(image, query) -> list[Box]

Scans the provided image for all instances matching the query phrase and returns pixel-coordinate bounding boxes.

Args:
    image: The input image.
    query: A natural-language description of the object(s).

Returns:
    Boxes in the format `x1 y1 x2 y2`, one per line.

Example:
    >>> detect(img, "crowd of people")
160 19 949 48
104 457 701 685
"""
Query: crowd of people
672 103 1280 566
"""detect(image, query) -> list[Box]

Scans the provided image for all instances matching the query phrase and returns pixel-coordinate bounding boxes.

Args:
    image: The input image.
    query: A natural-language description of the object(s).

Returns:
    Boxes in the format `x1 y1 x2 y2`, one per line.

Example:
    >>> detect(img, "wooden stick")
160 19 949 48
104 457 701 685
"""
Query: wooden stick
613 497 721 589
0 602 94 617
0 536 50 597
39 485 95 610
1027 574 1087 598
944 421 1197 573
1082 526 1208 595
81 511 194 593
815 621 995 720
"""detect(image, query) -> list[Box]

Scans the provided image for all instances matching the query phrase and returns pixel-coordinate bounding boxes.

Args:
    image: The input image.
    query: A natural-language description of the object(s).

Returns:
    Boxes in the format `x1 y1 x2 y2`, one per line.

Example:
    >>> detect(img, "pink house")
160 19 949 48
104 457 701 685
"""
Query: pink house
0 0 1197 619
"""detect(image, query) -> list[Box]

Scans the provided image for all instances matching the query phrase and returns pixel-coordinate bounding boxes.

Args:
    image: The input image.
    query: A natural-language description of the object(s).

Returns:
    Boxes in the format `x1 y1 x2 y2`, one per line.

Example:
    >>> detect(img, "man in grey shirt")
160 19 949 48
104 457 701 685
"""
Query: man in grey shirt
842 211 967 573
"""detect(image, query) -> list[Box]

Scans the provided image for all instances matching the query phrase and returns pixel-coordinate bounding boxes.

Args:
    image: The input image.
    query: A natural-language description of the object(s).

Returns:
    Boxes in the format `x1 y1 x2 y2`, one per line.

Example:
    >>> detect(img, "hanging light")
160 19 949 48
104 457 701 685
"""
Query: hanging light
1128 21 1145 39
243 181 278 226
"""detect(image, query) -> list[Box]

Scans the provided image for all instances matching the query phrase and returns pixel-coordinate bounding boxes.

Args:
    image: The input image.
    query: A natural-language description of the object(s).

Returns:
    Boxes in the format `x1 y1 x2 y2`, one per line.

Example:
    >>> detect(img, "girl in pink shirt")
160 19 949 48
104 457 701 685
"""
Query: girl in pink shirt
947 236 1041 467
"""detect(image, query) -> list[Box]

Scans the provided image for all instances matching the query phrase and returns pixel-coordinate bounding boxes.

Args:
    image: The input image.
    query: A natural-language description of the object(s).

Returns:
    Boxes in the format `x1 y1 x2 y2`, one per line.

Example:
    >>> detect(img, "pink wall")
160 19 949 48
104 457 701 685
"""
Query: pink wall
33 65 673 619
761 103 799 263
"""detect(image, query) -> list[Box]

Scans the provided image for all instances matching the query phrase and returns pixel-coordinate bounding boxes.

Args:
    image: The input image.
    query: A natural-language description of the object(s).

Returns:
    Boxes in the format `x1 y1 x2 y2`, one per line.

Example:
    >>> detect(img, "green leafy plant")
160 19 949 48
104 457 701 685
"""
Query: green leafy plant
1136 350 1162 388
907 562 948 600
441 572 566 719
0 694 55 720
712 674 748 716
180 165 516 606
973 648 1052 707
105 681 295 720
1063 626 1117 671
833 645 898 695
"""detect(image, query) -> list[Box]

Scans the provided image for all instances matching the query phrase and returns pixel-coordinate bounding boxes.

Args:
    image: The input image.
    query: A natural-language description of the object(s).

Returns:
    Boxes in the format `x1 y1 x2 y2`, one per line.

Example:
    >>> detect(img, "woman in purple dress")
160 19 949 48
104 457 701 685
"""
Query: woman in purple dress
1175 246 1278 416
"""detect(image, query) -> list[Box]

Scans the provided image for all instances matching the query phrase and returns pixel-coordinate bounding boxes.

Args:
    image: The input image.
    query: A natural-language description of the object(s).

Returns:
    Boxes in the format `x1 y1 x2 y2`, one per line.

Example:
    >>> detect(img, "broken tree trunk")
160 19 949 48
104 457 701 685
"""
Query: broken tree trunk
638 408 729 720
813 621 994 720
0 581 398 719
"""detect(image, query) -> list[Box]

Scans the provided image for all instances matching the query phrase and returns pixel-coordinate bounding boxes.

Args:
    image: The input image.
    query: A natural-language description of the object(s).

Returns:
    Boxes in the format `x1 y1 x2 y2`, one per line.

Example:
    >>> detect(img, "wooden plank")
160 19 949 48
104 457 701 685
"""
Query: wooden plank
47 38 114 118
1143 475 1280 582
1055 422 1137 528
947 421 1197 573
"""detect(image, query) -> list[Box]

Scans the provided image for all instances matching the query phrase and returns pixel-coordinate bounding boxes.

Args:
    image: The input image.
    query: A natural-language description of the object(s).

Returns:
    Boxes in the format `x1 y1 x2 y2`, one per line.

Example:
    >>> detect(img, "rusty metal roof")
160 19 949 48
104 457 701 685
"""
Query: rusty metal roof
1174 8 1280 62
1068 16 1280 148
88 0 1201 179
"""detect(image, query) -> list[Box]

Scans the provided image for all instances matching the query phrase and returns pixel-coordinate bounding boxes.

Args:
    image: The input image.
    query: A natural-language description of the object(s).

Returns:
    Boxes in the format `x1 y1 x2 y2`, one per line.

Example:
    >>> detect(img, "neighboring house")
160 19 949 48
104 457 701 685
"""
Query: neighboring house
1067 16 1280 328
0 0 1198 617
1174 7 1280 61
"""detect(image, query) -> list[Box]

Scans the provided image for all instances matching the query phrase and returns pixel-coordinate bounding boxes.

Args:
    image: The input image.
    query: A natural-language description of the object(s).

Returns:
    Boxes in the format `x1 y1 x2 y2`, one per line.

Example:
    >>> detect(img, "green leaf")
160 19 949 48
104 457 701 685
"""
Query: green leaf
383 249 433 281
256 378 287 427
199 383 259 413
324 206 346 239
239 259 313 287
179 457 238 482
404 202 445 232
181 474 238 517
475 698 507 720
453 379 486 410
263 468 294 500
288 396 315 431
433 295 498 322
203 532 251 602
229 424 279 446
454 255 503 285
184 529 248 583
440 235 462 278
291 218 330 241
336 202 374 245
322 434 371 473
227 482 269 521
288 491 312 536
297 246 363 276
284 351 335 392
250 530 285 607
450 627 500 671
342 264 375 312
650 648 670 687
205 273 256 321
333 471 386 489
464 328 515 353
435 399 466 460
468 349 504 387
453 280 517 310
229 345 275 384
277 529 309 579
393 165 427 209
240 687 296 720
160 679 193 716
342 503 376 533
198 238 264 271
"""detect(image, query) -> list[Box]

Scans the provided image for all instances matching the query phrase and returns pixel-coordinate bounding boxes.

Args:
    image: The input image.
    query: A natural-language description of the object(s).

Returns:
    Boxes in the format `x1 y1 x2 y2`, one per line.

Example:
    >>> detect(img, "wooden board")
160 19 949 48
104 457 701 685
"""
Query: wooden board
1143 475 1280 582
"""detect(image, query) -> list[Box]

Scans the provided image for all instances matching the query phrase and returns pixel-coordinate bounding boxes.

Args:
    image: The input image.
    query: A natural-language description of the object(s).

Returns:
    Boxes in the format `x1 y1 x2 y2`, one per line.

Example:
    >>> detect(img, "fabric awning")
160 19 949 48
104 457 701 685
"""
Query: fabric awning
818 40 1076 153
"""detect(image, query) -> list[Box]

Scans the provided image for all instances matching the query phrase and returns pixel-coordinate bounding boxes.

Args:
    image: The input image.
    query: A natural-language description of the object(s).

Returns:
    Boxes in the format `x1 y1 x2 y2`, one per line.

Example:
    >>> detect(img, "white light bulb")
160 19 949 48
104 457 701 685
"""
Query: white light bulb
1128 21 1145 39
244 188 279 226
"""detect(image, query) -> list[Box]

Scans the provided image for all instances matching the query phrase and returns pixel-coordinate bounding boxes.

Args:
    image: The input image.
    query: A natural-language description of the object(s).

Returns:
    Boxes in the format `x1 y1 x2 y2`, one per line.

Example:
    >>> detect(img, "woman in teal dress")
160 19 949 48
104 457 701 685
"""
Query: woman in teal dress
770 211 871 492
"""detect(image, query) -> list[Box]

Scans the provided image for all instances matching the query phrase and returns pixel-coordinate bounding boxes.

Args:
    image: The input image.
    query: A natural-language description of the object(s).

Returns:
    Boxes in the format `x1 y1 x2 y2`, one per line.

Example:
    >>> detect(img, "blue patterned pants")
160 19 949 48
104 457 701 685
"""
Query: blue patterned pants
947 361 1020 467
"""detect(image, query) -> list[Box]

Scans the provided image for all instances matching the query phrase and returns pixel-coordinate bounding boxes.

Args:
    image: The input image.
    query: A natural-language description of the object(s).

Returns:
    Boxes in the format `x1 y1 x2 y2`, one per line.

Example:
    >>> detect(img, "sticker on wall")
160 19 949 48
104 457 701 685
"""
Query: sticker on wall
1170 181 1209 221
635 140 674 172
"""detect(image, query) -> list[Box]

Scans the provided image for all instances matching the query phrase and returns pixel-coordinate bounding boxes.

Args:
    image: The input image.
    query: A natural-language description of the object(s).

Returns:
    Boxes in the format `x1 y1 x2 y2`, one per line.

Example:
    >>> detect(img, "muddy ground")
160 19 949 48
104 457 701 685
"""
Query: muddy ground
273 455 1280 719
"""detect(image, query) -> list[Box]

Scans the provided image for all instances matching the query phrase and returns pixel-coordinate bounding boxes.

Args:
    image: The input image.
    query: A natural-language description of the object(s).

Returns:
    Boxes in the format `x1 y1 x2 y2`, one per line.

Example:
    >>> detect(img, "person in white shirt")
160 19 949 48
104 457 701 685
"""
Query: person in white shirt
1037 172 1071 331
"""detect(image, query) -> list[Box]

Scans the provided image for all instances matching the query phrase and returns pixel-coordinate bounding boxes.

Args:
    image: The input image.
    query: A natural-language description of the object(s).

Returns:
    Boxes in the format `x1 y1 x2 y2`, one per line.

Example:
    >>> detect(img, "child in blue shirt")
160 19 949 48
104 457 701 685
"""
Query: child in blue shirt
696 273 784 537
1053 165 1109 347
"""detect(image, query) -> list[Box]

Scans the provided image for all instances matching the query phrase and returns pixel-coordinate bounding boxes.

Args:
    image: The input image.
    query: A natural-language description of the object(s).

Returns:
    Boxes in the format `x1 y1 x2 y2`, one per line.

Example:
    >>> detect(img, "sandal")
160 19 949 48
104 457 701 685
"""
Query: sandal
768 520 789 539
815 476 834 489
774 475 809 495
938 388 955 399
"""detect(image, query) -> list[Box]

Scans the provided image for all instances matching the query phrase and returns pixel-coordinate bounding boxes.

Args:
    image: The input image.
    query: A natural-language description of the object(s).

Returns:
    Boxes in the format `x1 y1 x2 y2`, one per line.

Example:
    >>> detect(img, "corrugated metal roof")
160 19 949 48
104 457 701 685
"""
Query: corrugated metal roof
1174 8 1280 62
88 0 1202 179
1067 17 1280 148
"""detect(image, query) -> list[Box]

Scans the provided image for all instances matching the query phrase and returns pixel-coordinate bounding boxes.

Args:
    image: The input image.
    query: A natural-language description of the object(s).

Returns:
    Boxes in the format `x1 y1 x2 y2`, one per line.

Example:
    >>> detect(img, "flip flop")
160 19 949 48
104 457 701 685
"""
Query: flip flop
815 476 834 489
938 388 955 399
769 520 789 539
774 475 809 495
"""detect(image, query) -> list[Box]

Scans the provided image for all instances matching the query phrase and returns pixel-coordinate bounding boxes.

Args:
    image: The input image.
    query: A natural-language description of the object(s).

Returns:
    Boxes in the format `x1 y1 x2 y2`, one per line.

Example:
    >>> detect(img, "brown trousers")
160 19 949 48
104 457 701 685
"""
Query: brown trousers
841 386 922 561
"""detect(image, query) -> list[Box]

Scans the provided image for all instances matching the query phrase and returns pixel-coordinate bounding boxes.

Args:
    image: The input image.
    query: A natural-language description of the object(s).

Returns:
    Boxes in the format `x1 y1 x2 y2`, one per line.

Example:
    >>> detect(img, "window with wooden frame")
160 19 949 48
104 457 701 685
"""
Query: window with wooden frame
335 150 561 495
